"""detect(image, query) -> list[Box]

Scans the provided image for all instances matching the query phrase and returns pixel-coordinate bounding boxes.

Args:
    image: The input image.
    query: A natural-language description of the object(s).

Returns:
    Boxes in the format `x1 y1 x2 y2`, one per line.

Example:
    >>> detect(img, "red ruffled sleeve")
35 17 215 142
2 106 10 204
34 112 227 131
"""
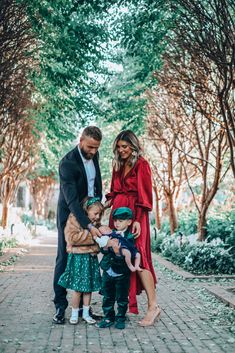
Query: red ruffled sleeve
135 158 153 222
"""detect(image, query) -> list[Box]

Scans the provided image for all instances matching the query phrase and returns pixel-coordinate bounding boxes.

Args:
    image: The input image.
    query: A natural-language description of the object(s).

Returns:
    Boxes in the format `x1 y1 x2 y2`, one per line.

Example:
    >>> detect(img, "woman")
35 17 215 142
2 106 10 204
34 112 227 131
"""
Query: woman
105 130 161 327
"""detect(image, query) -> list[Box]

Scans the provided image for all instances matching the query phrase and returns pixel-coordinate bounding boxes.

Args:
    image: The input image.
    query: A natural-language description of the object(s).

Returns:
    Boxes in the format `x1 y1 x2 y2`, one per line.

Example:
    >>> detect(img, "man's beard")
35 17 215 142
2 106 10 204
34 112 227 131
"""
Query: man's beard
80 147 94 160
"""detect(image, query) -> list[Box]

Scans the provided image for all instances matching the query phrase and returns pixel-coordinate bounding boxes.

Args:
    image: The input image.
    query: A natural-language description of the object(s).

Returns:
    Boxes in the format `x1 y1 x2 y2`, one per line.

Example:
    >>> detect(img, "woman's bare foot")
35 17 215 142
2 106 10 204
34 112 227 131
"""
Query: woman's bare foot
138 305 161 327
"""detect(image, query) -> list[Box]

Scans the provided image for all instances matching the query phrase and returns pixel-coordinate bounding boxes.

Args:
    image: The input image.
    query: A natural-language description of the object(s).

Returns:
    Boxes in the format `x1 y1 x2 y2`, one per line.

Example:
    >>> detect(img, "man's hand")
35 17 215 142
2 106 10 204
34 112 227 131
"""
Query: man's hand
107 238 120 255
132 221 141 238
89 225 102 238
99 225 112 235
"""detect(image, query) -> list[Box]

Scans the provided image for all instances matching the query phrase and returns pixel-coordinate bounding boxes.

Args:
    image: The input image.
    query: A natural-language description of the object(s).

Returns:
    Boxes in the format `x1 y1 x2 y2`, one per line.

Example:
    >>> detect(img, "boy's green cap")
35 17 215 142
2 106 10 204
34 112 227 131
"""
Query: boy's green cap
112 207 133 220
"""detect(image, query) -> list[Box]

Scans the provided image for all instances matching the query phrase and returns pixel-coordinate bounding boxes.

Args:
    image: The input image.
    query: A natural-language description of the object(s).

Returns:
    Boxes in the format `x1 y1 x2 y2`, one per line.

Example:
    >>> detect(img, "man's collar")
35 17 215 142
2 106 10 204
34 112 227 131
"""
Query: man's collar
77 145 89 163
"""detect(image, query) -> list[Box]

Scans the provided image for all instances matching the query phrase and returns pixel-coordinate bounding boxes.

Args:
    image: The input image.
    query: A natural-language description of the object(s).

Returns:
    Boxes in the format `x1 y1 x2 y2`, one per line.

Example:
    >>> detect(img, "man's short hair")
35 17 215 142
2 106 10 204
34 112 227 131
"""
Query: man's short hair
82 126 102 141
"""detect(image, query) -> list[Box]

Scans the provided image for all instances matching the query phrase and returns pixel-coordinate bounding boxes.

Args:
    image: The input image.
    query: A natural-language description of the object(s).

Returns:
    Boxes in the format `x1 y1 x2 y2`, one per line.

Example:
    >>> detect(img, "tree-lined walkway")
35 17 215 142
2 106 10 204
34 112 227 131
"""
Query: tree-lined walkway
0 232 234 353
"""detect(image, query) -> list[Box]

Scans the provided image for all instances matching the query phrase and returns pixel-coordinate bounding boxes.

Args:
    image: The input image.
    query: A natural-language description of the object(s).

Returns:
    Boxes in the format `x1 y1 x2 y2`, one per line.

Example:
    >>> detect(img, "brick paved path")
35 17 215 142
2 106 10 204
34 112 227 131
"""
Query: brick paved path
0 232 234 353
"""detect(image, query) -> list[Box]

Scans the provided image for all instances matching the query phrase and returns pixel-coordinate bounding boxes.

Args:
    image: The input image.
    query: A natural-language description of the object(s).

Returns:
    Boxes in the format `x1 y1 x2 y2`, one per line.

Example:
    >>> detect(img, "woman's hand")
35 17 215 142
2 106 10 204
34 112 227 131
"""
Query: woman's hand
132 221 141 238
104 200 112 209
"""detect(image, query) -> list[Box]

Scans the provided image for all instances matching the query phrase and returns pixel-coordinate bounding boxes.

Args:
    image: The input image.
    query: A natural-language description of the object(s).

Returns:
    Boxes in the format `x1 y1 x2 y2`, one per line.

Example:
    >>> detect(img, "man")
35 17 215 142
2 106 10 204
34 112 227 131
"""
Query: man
53 126 103 324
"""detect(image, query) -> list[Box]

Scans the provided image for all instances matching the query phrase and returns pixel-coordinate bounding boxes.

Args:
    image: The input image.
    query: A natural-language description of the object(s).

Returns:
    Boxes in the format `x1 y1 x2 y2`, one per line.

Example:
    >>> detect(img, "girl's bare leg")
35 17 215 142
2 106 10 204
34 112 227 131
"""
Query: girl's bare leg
70 291 82 324
71 291 82 308
82 292 96 324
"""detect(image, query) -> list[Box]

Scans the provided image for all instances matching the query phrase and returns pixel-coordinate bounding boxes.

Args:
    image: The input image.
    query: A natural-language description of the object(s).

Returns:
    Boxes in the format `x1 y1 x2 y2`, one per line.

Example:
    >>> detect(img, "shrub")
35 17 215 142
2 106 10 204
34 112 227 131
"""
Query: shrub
183 242 235 274
21 213 56 230
151 231 165 253
159 208 234 242
0 237 18 255
158 235 235 274
206 209 235 242
176 211 198 236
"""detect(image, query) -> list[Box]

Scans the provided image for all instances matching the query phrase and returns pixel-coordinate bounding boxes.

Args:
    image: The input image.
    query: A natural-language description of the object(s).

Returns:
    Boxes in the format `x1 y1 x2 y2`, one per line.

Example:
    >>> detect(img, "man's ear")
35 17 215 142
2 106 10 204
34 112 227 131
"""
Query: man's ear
127 219 132 226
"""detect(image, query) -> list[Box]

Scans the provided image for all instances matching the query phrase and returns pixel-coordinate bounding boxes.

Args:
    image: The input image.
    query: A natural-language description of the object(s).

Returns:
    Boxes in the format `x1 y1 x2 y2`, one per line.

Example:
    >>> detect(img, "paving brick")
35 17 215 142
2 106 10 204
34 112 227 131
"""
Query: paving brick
0 233 234 353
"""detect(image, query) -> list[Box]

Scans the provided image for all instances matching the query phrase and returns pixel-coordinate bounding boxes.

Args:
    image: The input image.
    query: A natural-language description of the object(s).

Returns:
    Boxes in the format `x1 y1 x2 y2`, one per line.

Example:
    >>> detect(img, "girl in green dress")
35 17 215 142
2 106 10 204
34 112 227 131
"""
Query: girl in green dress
58 197 103 325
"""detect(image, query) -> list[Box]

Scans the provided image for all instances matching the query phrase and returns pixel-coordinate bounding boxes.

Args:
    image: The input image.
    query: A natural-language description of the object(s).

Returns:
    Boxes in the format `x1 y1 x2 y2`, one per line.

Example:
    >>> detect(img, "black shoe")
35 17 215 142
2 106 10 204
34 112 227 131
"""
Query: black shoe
89 307 103 320
53 308 65 324
78 308 83 317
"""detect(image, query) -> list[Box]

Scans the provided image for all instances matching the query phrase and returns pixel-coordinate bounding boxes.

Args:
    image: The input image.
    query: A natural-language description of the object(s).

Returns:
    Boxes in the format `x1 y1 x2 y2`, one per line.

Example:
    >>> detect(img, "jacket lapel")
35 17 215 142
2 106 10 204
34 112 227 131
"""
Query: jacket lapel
93 153 102 196
73 147 88 193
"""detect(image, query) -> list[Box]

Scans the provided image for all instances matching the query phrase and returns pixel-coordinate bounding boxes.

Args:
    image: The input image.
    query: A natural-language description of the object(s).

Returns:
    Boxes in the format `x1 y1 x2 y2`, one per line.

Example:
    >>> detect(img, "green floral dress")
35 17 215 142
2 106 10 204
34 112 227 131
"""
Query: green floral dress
58 253 101 292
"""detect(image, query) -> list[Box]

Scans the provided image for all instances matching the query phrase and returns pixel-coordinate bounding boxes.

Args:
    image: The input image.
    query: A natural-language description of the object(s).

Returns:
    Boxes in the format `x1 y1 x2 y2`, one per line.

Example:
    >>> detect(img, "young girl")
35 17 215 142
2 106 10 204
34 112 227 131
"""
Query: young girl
58 197 103 325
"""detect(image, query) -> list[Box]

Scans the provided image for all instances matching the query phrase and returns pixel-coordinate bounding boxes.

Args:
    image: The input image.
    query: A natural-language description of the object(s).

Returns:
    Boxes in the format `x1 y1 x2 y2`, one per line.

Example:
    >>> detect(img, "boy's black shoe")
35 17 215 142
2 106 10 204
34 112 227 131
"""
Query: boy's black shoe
115 320 125 330
97 318 114 328
52 308 65 324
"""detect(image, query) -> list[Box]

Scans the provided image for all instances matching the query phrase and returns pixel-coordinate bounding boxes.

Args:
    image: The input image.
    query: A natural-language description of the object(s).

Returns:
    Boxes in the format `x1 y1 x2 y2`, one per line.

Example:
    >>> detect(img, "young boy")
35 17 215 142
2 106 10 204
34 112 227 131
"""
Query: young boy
95 207 141 272
97 207 141 330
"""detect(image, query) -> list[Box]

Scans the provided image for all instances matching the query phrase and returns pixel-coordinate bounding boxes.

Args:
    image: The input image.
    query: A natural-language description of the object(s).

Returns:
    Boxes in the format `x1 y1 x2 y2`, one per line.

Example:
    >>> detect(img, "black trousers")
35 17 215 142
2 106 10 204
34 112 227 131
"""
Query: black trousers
53 220 68 311
53 218 87 312
101 271 130 322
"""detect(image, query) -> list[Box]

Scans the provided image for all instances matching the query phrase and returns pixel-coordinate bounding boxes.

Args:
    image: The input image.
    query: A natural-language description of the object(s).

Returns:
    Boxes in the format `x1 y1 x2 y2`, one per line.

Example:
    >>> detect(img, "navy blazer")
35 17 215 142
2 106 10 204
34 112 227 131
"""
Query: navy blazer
57 146 102 230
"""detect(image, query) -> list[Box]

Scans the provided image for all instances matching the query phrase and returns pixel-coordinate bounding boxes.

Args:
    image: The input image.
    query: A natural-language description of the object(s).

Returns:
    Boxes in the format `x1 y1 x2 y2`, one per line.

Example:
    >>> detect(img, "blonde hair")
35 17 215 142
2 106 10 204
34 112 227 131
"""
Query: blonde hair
112 130 142 171
82 197 104 224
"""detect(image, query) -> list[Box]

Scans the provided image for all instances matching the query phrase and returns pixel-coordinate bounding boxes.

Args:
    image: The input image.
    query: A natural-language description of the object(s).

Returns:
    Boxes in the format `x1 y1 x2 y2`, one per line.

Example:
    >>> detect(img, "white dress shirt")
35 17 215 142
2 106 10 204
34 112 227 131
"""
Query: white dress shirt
78 146 96 197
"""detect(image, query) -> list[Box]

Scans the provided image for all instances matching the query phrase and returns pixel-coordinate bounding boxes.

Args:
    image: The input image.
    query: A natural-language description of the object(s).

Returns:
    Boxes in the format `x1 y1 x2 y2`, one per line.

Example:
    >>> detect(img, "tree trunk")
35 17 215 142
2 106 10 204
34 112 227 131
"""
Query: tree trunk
153 186 161 229
197 208 207 241
167 193 178 234
1 202 8 228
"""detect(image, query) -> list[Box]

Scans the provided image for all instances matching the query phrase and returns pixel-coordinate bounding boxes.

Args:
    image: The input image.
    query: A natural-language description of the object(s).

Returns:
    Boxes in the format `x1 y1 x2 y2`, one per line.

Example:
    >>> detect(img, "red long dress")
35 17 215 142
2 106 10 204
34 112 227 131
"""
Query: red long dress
106 156 157 314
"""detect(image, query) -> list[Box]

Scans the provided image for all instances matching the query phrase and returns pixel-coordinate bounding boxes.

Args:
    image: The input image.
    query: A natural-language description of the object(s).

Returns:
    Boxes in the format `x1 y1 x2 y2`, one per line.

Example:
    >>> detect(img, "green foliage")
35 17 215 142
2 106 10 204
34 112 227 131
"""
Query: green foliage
183 242 235 275
19 0 116 175
206 209 235 243
100 0 174 132
0 238 18 254
98 120 122 187
154 208 235 274
177 211 198 235
160 236 235 275
159 209 235 243
21 213 56 230
150 231 165 253
101 56 148 133
159 211 198 236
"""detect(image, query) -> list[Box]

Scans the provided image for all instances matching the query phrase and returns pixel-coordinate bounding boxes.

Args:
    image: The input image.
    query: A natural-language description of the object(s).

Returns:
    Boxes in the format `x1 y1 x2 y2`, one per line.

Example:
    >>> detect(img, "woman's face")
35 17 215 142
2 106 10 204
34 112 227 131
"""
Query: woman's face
116 140 132 160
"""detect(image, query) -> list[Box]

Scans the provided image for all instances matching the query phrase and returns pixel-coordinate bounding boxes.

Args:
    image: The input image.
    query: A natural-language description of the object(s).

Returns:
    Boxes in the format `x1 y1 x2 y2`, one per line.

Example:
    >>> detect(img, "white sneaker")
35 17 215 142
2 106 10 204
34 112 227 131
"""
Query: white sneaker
83 315 96 325
69 314 78 325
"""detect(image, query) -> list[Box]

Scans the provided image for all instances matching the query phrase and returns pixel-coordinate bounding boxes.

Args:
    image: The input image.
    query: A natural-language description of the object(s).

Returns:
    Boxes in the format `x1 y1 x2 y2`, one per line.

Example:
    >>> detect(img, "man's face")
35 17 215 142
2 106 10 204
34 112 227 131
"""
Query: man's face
79 136 101 160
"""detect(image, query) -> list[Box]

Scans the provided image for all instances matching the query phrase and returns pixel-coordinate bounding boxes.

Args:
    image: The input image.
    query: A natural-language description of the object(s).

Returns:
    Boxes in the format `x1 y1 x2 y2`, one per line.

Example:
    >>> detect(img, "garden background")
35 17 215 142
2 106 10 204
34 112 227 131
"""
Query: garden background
0 0 234 277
